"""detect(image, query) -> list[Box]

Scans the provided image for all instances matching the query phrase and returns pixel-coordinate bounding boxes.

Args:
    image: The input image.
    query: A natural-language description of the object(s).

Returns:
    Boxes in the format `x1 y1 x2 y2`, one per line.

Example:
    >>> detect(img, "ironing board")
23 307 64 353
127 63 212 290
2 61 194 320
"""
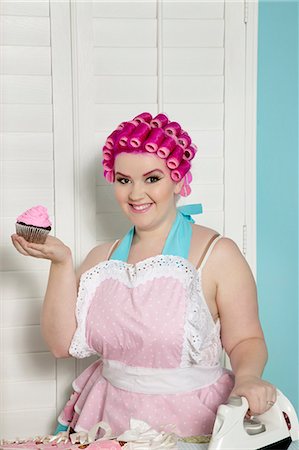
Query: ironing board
177 441 299 450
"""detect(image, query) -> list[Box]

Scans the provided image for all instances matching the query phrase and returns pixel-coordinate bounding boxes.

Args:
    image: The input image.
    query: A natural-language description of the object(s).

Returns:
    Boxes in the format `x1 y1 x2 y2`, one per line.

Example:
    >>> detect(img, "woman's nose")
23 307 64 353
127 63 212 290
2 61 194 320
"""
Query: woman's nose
128 182 145 201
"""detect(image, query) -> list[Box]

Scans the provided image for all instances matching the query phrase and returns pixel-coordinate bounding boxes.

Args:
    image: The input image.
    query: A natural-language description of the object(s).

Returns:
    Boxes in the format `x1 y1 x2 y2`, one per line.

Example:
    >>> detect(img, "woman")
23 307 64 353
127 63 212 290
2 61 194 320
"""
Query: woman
11 112 276 438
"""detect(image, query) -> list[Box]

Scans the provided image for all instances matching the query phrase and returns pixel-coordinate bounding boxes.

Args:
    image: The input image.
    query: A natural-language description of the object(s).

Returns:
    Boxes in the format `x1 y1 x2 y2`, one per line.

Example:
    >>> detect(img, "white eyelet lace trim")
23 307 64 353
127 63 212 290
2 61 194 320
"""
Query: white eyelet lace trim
180 270 222 368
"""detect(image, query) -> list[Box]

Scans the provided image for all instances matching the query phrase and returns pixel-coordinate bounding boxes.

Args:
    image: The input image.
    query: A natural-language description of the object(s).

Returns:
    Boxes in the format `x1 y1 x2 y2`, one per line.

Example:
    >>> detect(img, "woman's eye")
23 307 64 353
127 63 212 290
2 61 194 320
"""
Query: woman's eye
146 176 160 183
117 178 130 184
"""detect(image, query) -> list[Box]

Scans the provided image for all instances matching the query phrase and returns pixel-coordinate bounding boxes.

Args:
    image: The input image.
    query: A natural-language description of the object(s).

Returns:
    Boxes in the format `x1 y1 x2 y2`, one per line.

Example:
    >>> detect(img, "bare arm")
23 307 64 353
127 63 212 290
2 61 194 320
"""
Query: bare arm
213 238 276 415
41 254 77 358
11 234 113 358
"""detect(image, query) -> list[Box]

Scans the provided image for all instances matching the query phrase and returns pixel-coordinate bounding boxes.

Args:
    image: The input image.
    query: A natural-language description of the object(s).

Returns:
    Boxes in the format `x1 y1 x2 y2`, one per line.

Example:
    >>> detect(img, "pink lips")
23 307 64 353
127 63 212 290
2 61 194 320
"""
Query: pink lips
129 203 153 213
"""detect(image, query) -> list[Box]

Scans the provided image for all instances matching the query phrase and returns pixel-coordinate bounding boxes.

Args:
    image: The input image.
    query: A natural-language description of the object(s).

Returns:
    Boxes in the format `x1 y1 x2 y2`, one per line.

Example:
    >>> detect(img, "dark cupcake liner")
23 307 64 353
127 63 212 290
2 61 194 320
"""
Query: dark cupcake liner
15 223 51 244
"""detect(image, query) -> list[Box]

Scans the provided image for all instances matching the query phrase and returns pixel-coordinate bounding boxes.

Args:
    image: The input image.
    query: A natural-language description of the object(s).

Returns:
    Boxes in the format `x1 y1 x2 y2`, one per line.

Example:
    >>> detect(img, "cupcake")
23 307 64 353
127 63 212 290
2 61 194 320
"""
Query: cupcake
16 205 52 244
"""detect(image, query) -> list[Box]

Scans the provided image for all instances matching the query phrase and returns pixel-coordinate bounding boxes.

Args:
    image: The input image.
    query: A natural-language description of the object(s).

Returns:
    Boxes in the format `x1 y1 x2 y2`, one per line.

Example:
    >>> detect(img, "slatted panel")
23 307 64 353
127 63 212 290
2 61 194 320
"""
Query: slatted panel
92 2 156 18
93 1 225 236
1 16 50 46
94 76 157 103
94 48 157 75
93 19 157 47
1 299 42 327
1 133 53 160
163 2 224 230
164 48 223 75
1 75 52 103
0 0 56 439
91 2 157 258
0 410 57 438
0 1 49 16
162 1 224 19
163 20 224 47
0 46 51 75
2 353 56 381
3 380 56 410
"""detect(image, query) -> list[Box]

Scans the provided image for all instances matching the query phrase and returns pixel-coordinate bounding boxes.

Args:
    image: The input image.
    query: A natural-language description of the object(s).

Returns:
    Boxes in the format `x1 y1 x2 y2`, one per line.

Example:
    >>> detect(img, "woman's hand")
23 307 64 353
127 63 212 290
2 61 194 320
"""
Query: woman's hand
11 234 72 264
230 375 277 416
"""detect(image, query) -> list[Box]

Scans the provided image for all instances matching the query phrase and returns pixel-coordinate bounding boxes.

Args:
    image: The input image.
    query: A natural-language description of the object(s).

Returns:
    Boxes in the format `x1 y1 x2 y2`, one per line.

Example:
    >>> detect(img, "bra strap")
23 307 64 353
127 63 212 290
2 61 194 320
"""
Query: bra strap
107 239 121 260
197 234 222 271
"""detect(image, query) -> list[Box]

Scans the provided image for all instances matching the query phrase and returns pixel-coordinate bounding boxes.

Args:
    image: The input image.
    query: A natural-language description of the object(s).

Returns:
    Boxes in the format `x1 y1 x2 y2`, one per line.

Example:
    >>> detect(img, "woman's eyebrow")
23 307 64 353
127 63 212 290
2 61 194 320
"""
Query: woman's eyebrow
115 172 130 177
143 169 164 176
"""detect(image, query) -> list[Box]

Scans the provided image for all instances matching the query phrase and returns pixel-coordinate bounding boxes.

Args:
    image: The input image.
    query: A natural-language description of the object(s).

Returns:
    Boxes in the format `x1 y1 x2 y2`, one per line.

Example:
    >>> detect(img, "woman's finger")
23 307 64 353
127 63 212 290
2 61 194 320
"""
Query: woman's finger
27 242 49 253
265 386 277 411
23 247 47 259
248 386 277 415
12 235 48 259
11 235 31 256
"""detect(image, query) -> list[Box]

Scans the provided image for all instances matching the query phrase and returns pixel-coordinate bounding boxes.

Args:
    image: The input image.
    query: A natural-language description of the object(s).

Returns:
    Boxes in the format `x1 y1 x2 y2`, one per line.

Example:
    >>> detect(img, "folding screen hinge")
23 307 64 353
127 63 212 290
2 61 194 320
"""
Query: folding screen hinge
242 224 247 256
244 0 248 24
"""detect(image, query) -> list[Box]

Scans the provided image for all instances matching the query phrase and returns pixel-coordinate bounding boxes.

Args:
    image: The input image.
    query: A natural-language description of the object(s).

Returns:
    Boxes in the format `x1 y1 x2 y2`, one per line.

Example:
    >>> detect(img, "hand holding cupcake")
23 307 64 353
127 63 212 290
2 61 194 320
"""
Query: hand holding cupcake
12 205 72 264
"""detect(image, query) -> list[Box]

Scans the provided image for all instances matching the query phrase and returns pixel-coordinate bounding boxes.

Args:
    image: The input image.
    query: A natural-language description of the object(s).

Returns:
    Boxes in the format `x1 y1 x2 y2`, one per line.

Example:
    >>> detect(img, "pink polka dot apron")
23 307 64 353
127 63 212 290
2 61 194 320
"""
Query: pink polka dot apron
56 204 234 437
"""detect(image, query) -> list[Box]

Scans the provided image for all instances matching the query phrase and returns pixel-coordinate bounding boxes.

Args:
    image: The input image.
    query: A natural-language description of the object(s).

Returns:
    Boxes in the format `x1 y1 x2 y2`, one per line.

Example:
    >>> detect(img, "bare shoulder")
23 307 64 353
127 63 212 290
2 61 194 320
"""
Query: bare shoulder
190 223 249 275
192 223 241 256
76 240 117 281
191 223 220 240
189 223 220 267
205 233 254 285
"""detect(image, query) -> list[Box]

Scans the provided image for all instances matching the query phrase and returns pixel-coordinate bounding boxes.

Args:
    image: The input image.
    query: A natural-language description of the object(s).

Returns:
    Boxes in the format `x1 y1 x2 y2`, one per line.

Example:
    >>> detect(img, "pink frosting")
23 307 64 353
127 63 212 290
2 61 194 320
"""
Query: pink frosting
17 205 51 228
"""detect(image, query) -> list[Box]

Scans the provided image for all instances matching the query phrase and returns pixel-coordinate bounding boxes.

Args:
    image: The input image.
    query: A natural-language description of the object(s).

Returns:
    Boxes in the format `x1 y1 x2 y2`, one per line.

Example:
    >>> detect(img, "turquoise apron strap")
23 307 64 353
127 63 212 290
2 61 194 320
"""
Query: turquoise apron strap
162 204 203 259
177 203 203 222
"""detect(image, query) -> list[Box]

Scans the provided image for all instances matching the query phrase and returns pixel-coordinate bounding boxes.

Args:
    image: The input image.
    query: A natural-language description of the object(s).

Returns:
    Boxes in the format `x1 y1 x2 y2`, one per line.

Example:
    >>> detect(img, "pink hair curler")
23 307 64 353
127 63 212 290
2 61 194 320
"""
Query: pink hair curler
116 121 126 131
178 131 192 148
150 113 169 128
170 159 191 182
166 145 184 169
103 157 114 171
180 183 192 197
117 122 137 148
133 112 152 124
165 121 181 137
103 146 113 161
104 169 115 183
129 122 151 148
157 136 177 158
183 145 197 161
185 170 193 184
105 130 119 149
144 128 165 153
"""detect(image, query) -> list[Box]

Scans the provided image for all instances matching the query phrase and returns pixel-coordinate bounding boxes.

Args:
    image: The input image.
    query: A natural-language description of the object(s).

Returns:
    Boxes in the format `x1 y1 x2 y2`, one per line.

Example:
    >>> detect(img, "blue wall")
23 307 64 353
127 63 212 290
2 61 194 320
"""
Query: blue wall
257 1 298 412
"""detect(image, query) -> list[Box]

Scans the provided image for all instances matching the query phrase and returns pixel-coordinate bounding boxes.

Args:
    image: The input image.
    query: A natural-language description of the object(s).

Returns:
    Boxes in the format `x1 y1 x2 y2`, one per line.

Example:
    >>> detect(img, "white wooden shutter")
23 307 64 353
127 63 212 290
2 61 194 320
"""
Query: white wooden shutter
0 0 75 438
0 0 257 437
0 0 56 437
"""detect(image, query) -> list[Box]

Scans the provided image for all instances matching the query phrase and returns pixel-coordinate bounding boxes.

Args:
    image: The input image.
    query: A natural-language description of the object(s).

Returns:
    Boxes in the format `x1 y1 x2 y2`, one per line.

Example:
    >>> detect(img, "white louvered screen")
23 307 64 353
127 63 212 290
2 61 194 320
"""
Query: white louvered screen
0 0 75 438
92 1 229 252
0 0 57 437
0 0 257 438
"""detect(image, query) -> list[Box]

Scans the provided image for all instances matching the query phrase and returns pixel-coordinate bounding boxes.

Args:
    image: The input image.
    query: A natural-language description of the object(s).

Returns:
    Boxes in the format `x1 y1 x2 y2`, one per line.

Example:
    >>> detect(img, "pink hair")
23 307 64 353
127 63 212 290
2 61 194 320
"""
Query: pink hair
101 112 198 197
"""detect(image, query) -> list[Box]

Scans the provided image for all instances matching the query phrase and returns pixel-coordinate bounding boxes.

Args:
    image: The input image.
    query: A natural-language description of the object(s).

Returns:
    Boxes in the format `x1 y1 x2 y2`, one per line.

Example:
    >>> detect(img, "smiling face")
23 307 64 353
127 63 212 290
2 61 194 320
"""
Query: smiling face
114 152 184 230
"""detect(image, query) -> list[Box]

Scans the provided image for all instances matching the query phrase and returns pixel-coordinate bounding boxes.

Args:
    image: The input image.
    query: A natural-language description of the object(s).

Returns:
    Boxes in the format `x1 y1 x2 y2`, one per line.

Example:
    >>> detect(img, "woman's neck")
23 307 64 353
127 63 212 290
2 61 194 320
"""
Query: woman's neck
132 208 177 247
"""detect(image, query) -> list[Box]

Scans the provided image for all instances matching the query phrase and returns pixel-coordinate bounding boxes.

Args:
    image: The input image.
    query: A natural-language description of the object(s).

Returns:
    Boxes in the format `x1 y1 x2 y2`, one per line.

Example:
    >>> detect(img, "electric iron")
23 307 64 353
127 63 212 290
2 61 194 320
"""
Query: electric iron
208 389 299 450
